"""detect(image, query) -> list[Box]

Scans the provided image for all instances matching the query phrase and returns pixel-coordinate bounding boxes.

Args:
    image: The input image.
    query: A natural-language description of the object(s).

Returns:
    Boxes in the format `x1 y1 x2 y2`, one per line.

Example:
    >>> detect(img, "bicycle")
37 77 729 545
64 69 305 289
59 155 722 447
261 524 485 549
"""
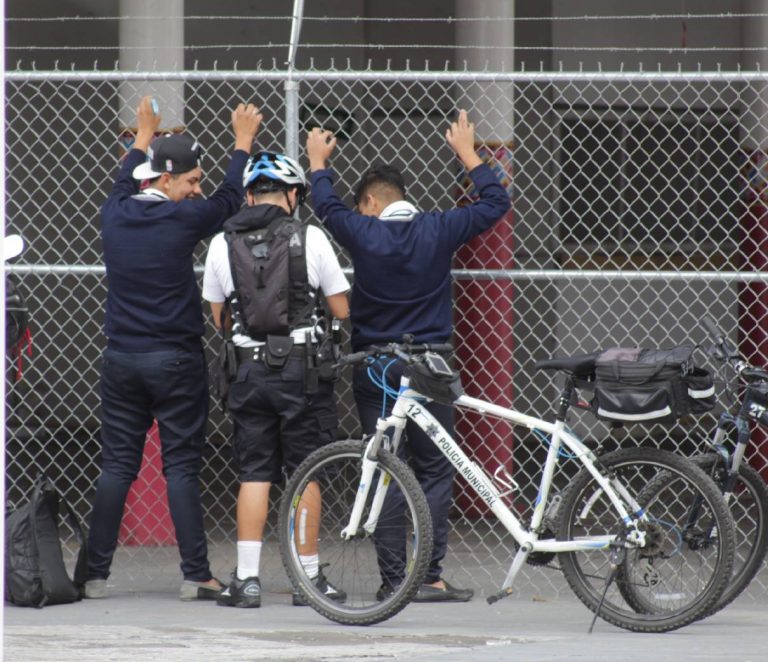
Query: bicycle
682 317 768 612
278 337 735 632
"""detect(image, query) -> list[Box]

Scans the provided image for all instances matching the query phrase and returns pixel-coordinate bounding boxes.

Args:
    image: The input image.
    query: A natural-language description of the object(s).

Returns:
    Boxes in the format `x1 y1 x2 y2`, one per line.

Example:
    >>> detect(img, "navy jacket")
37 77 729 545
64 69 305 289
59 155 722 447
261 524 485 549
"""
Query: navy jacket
100 148 248 352
310 163 511 350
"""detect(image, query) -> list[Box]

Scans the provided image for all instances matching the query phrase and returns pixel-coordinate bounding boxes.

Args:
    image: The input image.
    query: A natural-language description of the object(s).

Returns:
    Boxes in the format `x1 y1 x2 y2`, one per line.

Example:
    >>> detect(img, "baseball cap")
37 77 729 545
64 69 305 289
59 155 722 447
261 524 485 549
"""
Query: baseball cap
132 133 202 180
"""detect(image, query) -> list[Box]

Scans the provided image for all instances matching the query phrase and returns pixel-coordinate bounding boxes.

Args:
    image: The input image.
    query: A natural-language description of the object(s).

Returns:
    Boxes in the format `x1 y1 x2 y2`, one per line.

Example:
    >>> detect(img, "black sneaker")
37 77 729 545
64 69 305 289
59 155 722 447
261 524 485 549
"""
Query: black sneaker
292 567 347 606
217 575 261 608
375 582 398 601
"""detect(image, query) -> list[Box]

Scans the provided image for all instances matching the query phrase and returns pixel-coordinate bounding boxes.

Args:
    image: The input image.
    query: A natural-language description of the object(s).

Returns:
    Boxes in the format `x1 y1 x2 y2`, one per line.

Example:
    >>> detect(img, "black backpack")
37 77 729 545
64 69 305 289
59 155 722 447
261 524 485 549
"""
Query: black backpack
225 215 315 341
5 475 87 608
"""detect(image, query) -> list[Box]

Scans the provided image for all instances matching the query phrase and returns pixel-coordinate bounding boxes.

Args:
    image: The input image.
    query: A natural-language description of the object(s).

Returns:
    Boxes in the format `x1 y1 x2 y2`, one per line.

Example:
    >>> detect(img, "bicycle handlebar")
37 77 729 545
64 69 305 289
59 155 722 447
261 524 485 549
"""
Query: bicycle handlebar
701 316 723 346
335 339 454 367
701 316 768 382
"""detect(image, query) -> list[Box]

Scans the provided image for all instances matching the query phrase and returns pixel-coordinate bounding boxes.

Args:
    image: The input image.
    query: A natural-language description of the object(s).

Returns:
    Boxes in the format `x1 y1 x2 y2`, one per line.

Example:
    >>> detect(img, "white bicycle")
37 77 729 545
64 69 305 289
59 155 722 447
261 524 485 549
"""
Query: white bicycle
278 338 735 632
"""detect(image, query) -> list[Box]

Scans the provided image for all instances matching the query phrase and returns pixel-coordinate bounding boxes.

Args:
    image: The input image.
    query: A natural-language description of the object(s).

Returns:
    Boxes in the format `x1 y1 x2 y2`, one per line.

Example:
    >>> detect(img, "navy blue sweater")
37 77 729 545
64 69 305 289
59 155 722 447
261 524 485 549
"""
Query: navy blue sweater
100 148 248 352
310 163 511 350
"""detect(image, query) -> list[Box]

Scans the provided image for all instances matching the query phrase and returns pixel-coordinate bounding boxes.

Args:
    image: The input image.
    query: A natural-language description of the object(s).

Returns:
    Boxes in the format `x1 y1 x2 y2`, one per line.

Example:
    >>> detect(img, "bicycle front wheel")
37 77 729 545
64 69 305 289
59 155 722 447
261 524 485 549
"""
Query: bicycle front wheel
557 448 735 633
694 454 768 612
278 439 433 626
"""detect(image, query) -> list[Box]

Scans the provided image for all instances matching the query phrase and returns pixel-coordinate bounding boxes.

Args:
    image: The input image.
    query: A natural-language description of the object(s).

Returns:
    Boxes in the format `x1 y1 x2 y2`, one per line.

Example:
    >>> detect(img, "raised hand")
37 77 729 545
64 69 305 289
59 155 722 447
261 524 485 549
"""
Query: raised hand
306 128 337 171
232 103 263 153
134 96 163 152
445 109 482 171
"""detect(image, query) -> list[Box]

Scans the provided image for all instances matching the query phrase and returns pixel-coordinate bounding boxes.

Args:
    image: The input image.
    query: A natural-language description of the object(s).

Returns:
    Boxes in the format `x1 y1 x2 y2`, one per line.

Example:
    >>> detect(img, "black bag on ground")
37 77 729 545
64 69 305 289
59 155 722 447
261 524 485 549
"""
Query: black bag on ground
5 475 87 607
591 345 714 424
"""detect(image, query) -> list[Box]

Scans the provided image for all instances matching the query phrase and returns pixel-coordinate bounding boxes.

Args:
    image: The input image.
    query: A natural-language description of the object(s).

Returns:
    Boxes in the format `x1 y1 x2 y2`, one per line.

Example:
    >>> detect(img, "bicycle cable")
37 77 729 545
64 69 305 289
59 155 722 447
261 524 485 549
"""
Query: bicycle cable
366 356 400 418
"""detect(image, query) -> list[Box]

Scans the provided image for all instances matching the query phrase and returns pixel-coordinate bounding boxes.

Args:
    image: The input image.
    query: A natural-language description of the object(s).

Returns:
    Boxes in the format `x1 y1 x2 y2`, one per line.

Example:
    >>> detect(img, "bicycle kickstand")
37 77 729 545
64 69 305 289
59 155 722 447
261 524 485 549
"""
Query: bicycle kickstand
487 545 531 605
588 544 626 634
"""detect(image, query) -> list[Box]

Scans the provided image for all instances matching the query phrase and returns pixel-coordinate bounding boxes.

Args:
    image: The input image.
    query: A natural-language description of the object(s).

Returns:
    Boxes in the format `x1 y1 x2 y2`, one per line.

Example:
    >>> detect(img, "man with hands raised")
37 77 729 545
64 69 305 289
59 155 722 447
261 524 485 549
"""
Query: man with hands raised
86 97 262 601
305 110 511 602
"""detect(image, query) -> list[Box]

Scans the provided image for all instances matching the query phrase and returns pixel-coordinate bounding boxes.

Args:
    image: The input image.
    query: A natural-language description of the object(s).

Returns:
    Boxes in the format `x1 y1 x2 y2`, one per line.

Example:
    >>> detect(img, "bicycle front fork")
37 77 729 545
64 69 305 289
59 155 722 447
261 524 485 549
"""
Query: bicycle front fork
339 426 403 540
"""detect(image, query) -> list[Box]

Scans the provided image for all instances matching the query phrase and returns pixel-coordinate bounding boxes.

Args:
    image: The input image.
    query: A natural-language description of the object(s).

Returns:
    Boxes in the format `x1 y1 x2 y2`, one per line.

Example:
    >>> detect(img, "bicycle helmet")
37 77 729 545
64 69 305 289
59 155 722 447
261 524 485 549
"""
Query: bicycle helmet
243 151 307 205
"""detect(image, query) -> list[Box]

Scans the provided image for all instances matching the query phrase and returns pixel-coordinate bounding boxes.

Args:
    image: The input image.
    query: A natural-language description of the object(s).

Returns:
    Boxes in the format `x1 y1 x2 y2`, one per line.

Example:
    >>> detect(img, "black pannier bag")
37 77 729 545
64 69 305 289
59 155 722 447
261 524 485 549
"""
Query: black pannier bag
5 475 87 608
591 345 715 424
407 352 464 405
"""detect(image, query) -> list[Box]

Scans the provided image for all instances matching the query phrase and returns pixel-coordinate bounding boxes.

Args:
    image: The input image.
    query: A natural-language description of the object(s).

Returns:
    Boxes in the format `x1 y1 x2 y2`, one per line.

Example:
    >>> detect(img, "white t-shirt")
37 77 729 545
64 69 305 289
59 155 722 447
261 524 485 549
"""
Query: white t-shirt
203 223 349 348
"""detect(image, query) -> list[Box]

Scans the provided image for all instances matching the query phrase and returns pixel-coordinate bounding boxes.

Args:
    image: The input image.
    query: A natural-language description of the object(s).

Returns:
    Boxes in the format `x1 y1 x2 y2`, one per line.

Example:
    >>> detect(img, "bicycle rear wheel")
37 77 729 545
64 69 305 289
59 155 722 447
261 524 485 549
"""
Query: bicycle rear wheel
694 454 768 611
278 439 433 626
557 448 735 633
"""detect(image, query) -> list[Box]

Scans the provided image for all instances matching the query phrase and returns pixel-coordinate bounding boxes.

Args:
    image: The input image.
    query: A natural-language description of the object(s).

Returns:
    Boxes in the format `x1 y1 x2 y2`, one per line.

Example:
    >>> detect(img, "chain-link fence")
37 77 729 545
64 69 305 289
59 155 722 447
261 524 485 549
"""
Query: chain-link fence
5 68 768 600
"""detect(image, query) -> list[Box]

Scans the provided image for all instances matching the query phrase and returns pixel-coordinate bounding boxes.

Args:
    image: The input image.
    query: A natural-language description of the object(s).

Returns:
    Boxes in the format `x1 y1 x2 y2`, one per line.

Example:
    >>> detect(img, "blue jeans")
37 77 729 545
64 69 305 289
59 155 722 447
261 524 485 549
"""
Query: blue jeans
353 359 455 586
87 348 213 582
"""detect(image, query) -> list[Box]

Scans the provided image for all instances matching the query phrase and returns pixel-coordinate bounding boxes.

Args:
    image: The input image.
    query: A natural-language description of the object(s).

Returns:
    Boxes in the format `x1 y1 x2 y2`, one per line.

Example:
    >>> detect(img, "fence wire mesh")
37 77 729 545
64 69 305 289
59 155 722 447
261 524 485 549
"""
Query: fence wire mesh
5 69 768 600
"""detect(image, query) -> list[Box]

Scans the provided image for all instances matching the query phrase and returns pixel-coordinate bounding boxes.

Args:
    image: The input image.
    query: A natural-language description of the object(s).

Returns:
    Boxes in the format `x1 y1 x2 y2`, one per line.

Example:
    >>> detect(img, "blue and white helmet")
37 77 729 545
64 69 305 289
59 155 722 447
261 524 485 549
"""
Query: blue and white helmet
243 151 307 204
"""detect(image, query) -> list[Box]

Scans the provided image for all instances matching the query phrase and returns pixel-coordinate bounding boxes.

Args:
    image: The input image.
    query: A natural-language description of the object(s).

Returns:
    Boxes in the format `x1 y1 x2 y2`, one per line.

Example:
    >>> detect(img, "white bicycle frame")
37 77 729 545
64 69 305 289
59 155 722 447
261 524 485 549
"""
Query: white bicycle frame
340 374 649 593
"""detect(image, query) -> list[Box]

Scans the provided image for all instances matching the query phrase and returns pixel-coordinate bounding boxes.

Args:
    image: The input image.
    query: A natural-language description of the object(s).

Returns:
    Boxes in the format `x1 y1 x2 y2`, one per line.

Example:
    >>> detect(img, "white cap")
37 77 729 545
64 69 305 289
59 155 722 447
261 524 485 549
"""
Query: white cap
3 234 24 261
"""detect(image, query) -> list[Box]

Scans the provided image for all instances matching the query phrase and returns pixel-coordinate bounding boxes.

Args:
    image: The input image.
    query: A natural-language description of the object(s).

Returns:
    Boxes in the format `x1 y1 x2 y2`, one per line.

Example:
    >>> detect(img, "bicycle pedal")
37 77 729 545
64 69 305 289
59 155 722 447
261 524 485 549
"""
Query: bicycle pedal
486 586 514 605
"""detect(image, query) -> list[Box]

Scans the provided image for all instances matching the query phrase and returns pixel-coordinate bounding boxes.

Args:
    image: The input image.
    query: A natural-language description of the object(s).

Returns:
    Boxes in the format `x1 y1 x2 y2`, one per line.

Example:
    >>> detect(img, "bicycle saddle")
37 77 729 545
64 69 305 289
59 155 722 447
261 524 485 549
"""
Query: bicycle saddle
533 352 600 378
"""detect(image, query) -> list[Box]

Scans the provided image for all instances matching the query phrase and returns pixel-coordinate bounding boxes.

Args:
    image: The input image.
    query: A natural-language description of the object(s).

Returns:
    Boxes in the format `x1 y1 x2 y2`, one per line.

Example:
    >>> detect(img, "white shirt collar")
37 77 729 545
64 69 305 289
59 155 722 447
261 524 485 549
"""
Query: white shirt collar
379 200 418 222
132 187 170 201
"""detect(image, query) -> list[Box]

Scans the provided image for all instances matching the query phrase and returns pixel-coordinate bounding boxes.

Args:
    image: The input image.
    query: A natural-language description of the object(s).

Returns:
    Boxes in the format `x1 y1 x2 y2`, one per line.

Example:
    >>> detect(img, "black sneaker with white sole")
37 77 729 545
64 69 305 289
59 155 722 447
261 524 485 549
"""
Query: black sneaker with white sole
217 575 261 608
292 567 347 606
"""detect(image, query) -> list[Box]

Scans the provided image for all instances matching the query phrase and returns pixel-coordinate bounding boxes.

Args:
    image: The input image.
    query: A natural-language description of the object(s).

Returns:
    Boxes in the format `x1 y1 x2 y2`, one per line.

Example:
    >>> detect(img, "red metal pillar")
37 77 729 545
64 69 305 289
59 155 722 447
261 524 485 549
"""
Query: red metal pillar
738 149 768 481
118 421 176 546
454 143 515 517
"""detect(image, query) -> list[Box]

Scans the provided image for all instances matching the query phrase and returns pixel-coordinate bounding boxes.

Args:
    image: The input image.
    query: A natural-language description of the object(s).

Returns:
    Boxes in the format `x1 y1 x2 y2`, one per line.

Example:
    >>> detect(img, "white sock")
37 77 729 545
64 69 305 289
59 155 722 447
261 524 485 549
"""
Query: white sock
237 540 262 580
300 553 319 579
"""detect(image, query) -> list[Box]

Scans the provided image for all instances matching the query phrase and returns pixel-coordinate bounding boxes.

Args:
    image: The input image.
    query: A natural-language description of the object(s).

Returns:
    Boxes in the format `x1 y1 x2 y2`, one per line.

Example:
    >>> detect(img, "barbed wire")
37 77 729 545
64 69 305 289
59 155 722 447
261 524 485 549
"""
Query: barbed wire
9 44 768 53
7 12 768 22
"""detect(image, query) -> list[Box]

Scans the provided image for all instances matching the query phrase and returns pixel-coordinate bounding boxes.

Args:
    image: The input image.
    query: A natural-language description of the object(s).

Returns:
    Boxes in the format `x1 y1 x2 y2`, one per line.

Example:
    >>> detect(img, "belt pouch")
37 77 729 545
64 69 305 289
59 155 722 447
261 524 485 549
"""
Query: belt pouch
224 339 238 379
304 331 319 394
264 335 294 370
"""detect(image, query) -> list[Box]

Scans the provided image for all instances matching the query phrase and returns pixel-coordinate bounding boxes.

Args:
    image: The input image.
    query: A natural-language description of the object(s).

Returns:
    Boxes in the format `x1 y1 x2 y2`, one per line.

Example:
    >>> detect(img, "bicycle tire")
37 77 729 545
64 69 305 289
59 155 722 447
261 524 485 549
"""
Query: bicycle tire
557 448 735 633
278 439 433 626
693 454 768 611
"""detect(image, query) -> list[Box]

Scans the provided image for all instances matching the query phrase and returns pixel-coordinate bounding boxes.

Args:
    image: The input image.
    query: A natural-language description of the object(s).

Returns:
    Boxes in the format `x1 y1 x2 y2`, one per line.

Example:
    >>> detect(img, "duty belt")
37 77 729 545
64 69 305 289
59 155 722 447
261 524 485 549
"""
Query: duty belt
235 345 307 363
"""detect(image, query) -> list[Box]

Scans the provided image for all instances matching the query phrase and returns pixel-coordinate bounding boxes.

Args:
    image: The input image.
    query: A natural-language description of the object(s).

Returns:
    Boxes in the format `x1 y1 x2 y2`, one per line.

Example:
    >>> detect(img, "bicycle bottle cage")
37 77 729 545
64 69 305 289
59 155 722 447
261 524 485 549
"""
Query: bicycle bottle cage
406 352 464 405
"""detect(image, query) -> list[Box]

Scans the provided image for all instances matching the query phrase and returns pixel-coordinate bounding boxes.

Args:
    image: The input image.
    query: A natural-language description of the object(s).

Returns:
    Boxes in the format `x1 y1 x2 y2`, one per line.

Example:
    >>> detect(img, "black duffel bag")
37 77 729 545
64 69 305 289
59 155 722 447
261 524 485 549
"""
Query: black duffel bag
590 345 715 424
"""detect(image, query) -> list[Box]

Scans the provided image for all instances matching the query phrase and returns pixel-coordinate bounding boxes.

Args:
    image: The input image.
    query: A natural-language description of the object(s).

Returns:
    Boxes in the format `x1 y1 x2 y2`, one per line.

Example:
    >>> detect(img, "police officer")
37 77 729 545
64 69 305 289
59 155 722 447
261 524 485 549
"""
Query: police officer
306 110 512 602
202 151 350 608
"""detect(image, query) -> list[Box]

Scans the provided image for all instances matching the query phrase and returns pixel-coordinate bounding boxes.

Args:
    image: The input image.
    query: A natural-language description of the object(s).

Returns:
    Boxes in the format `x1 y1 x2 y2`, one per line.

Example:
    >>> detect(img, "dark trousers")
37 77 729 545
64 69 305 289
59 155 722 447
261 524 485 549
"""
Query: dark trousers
87 348 213 582
353 360 455 586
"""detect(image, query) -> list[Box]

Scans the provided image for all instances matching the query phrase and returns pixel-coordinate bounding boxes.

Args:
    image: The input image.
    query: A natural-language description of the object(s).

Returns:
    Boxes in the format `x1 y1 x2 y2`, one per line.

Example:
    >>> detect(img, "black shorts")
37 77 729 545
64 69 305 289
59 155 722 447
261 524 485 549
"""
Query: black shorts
226 356 338 483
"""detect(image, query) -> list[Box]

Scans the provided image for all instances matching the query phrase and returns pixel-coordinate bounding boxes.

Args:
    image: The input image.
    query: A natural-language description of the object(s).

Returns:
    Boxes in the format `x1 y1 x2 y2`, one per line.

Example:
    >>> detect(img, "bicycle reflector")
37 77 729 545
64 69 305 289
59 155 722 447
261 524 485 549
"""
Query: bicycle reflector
407 352 464 405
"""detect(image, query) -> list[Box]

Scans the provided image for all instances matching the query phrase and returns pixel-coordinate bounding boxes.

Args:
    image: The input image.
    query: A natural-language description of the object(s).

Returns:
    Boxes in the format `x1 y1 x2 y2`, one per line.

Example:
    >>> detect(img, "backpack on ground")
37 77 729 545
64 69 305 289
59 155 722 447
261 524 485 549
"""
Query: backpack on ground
5 474 87 607
225 216 314 341
590 345 715 424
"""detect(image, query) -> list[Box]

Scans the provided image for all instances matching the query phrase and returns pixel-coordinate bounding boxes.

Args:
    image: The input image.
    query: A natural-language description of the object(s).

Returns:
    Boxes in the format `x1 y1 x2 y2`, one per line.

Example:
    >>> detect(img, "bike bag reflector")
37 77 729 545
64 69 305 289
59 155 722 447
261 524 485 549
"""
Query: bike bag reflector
591 345 714 424
407 352 464 405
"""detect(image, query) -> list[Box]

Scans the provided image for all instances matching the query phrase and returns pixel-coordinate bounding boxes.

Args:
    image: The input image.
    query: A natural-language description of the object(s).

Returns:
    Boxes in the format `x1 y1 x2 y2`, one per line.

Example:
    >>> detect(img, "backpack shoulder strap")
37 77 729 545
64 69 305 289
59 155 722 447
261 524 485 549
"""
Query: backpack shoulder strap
288 221 315 328
57 488 88 589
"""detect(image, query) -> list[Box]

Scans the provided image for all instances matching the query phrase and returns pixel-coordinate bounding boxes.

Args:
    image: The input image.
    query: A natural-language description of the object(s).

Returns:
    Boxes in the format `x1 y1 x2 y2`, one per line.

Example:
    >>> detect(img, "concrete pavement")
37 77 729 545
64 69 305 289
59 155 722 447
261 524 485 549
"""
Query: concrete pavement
4 586 767 661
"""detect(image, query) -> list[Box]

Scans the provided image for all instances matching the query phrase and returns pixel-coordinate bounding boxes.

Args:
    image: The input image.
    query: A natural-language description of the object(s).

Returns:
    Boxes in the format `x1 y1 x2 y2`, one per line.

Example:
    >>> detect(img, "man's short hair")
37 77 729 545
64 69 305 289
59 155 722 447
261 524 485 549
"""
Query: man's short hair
353 164 406 207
